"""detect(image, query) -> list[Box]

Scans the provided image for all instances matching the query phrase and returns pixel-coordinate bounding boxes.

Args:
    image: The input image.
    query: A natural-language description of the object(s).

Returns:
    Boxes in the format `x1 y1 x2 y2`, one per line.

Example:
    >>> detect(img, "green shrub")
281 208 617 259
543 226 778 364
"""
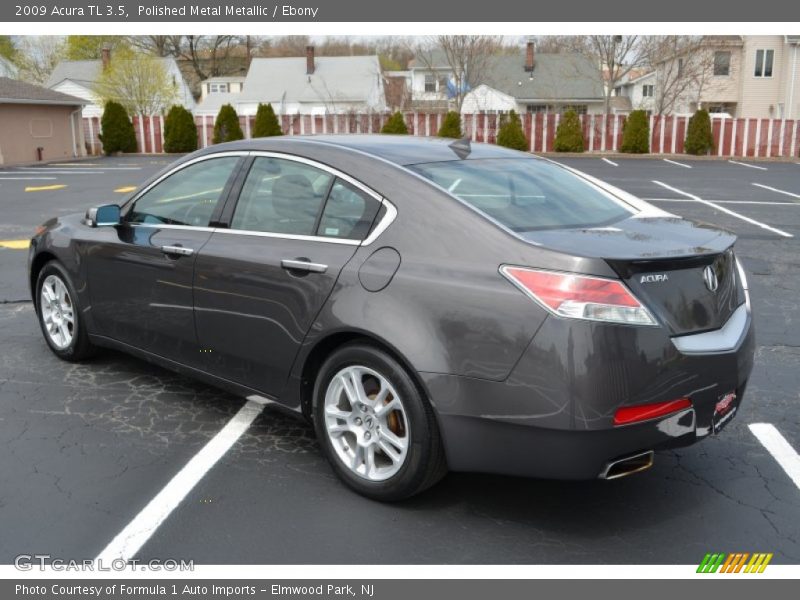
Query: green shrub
684 109 714 155
496 110 528 151
381 111 409 134
163 105 198 153
252 103 283 137
620 110 650 154
553 110 584 152
437 111 462 138
212 104 244 144
98 101 137 155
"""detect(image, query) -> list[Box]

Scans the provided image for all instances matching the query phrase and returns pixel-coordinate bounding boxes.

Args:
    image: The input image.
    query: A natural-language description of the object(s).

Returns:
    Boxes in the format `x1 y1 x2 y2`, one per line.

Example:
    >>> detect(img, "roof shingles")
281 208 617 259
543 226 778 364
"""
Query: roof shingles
0 77 85 105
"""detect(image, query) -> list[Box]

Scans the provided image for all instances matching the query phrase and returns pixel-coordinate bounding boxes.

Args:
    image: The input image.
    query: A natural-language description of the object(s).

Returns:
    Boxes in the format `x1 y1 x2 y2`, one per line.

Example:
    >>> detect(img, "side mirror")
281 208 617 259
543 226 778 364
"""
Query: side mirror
85 204 121 227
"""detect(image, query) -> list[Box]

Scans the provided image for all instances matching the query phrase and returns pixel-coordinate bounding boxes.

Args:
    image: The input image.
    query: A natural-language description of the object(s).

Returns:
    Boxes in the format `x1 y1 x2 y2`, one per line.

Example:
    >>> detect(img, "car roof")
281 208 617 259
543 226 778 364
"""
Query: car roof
213 134 534 166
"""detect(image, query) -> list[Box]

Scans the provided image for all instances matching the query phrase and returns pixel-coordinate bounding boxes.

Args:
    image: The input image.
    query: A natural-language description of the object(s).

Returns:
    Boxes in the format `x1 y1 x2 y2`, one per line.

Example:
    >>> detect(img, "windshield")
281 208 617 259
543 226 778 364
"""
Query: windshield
410 158 634 232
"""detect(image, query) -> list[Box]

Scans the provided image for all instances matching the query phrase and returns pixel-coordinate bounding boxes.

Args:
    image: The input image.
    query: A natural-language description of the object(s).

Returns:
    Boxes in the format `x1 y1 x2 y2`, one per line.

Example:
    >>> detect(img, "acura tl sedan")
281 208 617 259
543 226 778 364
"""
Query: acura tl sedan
29 136 755 500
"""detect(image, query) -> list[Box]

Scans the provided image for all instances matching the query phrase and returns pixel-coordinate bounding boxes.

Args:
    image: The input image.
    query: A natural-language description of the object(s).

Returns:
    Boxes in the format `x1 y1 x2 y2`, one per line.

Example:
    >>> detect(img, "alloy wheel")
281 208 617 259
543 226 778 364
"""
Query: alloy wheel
40 274 75 350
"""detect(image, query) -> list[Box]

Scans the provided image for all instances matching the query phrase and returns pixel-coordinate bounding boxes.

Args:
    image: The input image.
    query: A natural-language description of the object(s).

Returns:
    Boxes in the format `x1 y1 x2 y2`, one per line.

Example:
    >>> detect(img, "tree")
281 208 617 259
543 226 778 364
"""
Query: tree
643 36 716 115
167 35 242 81
252 103 283 137
496 110 527 151
92 48 178 116
99 101 137 155
0 36 17 62
553 110 585 152
15 36 66 84
381 111 409 134
620 110 650 154
437 111 462 138
66 36 128 60
587 36 649 117
163 105 198 153
414 36 503 111
213 104 244 144
684 109 714 155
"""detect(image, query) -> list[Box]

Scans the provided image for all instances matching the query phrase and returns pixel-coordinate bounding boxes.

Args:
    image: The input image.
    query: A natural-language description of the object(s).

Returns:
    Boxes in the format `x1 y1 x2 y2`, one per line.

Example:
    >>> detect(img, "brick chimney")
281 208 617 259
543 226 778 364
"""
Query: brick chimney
101 45 111 71
306 46 315 75
524 39 535 72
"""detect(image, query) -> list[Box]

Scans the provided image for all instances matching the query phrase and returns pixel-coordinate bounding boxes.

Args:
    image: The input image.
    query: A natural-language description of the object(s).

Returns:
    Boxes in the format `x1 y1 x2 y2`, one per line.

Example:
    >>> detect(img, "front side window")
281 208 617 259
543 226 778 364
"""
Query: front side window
230 157 333 235
410 158 633 232
126 157 240 227
754 49 774 77
317 180 381 240
713 51 731 76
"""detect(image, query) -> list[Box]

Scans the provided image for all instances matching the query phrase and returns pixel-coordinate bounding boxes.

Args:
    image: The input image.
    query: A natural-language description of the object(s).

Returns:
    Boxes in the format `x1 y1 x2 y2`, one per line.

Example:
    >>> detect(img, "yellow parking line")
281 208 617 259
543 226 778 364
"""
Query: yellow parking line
0 240 30 250
25 184 67 192
114 186 137 193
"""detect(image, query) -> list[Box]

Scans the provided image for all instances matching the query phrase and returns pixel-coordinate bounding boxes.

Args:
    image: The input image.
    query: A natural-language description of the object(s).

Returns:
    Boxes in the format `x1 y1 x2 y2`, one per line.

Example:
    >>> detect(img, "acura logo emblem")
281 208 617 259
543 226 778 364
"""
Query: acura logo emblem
703 265 719 292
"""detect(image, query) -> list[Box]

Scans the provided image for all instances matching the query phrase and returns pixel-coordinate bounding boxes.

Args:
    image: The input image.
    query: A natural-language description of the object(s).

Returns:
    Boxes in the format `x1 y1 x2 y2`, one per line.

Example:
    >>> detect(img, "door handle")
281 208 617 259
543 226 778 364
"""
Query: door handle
161 245 194 257
281 259 328 274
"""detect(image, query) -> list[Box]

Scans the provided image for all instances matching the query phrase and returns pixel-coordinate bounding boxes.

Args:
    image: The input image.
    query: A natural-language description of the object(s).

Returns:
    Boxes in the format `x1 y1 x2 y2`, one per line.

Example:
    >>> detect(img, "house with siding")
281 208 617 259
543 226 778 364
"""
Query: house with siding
612 71 657 115
46 48 195 117
414 42 605 115
659 35 800 118
193 47 386 117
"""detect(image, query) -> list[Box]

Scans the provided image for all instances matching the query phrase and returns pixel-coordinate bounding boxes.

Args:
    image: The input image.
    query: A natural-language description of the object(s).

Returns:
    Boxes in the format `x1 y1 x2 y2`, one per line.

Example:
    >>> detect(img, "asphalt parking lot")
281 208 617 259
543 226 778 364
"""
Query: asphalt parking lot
1 154 798 565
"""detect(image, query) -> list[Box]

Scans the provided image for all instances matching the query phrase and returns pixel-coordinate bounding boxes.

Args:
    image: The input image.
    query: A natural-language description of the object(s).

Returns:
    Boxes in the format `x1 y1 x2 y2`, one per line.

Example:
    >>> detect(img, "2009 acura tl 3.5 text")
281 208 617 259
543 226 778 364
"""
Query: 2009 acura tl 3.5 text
28 135 754 500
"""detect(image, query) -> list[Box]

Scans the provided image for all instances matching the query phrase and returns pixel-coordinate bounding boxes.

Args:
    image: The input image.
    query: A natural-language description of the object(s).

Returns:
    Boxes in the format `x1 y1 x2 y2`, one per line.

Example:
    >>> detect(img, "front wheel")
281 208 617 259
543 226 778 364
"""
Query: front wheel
313 343 447 501
35 261 95 361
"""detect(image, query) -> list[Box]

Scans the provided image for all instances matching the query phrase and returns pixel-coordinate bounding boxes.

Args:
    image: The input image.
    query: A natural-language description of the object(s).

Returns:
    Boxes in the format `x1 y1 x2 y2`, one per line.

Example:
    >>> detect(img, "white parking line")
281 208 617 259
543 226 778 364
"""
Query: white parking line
0 177 57 181
729 160 768 171
601 158 618 167
652 180 793 238
95 396 267 563
643 198 798 206
663 158 692 169
752 183 800 200
749 423 800 491
15 166 142 171
5 170 106 175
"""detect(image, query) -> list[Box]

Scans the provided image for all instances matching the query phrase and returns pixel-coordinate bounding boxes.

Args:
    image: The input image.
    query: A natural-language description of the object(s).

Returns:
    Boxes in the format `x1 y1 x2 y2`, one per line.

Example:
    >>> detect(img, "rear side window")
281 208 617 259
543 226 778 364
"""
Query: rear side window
410 158 634 232
316 179 381 240
230 157 333 235
127 157 239 227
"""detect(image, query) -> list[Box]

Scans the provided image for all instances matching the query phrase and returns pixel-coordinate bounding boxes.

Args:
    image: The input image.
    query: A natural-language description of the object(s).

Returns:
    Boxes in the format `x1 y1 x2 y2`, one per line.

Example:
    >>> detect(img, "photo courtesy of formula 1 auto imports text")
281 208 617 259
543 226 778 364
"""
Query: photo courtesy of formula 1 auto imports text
0 1 798 597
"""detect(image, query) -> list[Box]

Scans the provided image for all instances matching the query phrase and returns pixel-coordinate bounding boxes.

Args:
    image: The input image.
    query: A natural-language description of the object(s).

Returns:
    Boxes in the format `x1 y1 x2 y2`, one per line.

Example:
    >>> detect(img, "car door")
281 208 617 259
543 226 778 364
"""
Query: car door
86 153 245 366
193 154 384 397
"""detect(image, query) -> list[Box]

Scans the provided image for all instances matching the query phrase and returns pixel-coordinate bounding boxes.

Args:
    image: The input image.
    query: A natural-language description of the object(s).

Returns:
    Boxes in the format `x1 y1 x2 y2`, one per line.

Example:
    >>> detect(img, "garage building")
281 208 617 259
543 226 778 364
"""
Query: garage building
0 77 86 166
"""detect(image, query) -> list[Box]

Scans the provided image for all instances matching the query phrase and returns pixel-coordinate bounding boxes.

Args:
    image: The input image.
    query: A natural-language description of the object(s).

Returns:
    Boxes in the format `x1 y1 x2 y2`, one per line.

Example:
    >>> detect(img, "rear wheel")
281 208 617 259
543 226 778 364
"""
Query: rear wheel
314 343 447 501
35 261 95 361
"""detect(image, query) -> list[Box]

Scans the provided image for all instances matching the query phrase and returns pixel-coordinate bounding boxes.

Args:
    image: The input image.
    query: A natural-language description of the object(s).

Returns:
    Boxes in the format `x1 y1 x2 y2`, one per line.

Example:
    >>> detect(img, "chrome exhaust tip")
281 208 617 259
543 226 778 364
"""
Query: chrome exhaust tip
599 450 654 480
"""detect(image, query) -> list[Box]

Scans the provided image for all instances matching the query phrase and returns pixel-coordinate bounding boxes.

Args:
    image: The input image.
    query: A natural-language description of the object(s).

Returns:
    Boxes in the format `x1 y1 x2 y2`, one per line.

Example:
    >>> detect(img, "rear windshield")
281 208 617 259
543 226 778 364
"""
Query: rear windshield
410 158 634 232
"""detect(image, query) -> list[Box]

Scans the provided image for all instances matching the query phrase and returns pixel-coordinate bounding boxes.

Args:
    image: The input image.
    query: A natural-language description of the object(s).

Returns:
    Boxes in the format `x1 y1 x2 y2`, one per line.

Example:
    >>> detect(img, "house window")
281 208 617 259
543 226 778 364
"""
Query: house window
438 75 449 93
526 104 550 114
562 105 588 115
754 49 774 77
713 51 731 76
678 58 684 76
208 83 229 94
641 84 654 98
424 74 436 93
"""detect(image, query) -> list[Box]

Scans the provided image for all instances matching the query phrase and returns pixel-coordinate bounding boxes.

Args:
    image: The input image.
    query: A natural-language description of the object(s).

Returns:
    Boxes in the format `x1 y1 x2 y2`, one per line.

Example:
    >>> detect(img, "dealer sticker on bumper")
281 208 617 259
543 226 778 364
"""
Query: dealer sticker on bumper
712 391 738 434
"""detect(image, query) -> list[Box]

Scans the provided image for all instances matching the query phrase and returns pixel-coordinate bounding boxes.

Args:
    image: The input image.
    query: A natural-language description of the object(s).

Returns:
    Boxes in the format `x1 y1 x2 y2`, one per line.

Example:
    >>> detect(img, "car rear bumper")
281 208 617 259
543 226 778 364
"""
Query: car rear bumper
420 305 755 479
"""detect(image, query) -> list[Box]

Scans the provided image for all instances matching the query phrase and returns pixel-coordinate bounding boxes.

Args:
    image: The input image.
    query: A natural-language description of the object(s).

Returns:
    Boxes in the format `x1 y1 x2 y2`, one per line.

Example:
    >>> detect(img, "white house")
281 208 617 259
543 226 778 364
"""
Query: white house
613 71 657 115
413 41 605 115
46 48 195 117
199 75 245 100
194 47 386 117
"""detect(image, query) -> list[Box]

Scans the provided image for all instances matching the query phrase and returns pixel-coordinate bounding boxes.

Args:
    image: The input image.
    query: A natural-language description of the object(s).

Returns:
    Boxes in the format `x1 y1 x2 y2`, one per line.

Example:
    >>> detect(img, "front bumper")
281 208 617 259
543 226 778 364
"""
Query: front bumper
421 304 755 480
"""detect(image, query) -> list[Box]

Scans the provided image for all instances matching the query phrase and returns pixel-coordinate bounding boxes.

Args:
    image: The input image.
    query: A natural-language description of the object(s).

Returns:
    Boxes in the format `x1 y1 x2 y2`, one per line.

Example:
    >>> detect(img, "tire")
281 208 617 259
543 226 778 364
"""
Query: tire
35 261 96 362
313 342 447 501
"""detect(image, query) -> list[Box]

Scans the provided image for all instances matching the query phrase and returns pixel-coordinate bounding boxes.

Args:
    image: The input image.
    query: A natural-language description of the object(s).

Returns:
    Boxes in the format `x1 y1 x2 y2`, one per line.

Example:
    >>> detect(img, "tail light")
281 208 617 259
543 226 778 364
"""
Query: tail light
614 398 692 426
500 266 657 326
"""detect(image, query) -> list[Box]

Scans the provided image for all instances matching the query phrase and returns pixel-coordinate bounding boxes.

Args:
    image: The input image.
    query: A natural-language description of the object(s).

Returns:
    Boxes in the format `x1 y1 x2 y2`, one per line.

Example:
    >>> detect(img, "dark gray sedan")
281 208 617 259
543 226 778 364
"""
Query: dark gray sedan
28 135 755 500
